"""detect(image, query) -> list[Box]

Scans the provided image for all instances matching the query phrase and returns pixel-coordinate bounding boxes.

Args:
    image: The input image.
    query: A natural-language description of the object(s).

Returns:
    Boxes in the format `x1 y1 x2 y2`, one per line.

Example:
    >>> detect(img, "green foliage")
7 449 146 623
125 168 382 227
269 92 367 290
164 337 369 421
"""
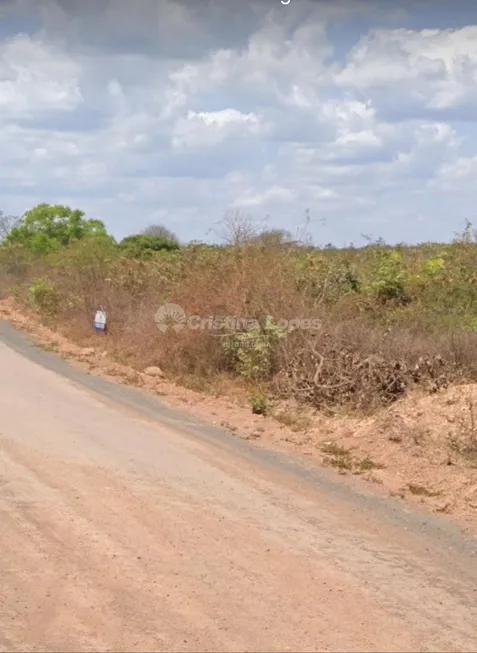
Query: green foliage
366 250 410 303
222 316 287 381
28 277 60 317
47 235 119 313
337 259 361 294
118 234 180 259
6 204 111 254
51 233 118 270
295 253 331 300
294 253 361 304
421 255 446 278
249 390 269 415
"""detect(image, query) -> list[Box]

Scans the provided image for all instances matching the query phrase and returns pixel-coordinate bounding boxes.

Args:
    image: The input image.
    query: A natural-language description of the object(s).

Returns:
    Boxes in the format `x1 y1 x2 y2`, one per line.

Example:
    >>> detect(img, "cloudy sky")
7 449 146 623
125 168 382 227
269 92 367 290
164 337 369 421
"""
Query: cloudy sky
1 0 477 245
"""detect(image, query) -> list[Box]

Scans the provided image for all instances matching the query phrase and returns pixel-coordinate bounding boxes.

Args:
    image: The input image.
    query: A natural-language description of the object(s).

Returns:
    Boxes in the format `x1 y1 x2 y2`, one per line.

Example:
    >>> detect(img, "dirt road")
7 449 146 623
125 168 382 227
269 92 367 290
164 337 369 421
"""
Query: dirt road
1 323 477 652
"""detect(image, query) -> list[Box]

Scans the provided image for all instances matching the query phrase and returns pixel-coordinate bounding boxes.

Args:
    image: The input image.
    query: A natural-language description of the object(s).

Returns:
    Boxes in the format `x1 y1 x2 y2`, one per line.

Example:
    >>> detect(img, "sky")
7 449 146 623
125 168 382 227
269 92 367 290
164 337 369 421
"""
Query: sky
1 0 477 246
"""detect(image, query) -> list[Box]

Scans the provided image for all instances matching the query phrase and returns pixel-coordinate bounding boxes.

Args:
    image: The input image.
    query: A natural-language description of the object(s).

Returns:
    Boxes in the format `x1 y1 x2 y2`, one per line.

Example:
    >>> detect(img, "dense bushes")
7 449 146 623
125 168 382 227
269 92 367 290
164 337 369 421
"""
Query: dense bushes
5 204 112 254
117 234 180 259
3 213 477 414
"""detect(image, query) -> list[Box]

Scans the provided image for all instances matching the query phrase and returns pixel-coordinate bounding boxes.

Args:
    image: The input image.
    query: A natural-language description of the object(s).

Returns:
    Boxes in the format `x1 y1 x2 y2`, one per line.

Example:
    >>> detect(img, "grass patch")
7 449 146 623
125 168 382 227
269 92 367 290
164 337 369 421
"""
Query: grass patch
355 456 386 474
274 408 313 432
321 442 386 475
407 484 441 497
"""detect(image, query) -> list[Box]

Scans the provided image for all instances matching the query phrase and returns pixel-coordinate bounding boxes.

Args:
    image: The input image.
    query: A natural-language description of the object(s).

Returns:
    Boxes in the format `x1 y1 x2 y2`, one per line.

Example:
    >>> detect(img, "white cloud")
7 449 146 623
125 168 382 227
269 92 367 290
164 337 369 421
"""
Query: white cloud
171 109 266 151
435 155 477 191
0 34 83 116
233 185 297 208
337 26 477 117
162 17 336 118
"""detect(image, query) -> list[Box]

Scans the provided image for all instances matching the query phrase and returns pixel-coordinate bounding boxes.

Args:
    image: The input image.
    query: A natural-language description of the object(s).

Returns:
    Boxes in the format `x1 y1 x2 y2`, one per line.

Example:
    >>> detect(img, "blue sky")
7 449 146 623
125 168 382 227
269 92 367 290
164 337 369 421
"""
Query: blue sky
1 0 477 246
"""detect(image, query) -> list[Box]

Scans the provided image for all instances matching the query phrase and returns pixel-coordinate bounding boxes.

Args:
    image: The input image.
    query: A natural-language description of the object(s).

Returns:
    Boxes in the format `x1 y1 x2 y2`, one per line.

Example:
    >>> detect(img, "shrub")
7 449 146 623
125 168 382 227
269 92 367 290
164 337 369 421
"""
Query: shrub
249 390 269 415
365 250 410 304
118 234 180 259
28 278 60 318
221 316 288 381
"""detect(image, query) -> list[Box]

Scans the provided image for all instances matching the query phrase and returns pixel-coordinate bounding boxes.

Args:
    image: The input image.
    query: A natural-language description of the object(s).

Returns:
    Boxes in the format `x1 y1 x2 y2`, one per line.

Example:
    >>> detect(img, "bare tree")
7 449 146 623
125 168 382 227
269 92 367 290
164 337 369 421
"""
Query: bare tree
0 211 20 242
208 210 266 248
142 223 179 242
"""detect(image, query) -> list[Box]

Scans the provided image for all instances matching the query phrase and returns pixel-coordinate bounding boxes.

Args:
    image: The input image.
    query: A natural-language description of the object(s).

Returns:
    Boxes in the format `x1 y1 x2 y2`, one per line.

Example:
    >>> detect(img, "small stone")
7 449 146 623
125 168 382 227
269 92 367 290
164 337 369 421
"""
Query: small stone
144 366 165 378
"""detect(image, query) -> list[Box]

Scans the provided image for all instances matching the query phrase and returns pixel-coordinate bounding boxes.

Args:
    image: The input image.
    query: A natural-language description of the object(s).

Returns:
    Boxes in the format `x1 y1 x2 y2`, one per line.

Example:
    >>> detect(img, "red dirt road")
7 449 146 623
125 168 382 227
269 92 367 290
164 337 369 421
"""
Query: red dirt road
1 334 477 652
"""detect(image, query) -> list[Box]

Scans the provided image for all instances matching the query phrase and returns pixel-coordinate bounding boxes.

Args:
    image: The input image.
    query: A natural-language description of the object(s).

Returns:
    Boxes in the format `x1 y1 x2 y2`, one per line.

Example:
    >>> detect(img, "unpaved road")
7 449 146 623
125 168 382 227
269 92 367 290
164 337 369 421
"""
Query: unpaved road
1 323 477 652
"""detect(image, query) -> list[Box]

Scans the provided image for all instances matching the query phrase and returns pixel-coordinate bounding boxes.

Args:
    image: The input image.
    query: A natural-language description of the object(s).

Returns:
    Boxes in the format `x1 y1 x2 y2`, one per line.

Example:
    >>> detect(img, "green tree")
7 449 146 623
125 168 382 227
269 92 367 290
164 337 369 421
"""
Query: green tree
6 204 111 254
118 233 180 259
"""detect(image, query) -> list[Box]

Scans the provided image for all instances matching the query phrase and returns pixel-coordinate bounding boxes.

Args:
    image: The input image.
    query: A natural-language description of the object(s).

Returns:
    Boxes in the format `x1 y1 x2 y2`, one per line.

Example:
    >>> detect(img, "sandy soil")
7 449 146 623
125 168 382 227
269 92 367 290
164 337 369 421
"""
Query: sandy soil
1 324 477 651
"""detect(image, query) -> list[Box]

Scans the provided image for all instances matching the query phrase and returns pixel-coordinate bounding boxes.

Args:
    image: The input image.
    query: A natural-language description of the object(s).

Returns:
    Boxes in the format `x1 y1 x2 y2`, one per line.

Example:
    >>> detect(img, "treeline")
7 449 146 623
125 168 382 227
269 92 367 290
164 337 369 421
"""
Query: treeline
0 204 180 259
